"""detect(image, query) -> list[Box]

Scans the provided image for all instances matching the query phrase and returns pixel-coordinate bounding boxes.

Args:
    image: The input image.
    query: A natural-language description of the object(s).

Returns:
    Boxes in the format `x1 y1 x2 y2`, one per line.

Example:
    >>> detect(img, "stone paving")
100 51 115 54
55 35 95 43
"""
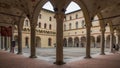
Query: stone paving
0 50 120 68
15 47 110 62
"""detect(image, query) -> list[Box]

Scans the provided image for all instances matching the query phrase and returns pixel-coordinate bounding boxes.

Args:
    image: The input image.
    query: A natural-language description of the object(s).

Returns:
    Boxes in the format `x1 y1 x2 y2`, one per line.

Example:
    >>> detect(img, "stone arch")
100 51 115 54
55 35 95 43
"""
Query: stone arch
74 37 79 47
81 36 86 47
63 38 67 47
25 37 29 48
48 38 52 46
36 36 41 48
68 37 73 47
14 35 18 46
90 36 95 48
106 35 110 48
96 35 101 48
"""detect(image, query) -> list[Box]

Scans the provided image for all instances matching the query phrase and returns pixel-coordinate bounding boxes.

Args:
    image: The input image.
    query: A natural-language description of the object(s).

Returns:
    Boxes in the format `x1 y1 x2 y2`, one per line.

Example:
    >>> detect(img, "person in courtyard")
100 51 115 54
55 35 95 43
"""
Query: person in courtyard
11 41 16 53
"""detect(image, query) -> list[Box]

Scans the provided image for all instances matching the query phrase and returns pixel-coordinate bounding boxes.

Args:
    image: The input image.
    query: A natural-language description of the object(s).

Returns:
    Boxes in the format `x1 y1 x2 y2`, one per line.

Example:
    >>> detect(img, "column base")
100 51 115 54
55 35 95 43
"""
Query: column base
29 55 37 58
17 52 22 55
84 56 92 59
54 61 65 65
100 53 105 55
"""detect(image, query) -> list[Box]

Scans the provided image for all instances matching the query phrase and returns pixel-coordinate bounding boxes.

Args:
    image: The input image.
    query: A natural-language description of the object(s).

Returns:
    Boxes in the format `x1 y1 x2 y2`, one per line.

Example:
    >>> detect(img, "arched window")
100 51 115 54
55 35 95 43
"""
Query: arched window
81 20 85 28
64 24 66 30
38 22 41 28
38 14 41 19
76 14 78 19
49 17 52 21
76 21 78 29
49 24 52 29
70 16 72 20
44 23 47 29
48 38 52 46
64 16 66 21
69 23 71 29
25 20 29 26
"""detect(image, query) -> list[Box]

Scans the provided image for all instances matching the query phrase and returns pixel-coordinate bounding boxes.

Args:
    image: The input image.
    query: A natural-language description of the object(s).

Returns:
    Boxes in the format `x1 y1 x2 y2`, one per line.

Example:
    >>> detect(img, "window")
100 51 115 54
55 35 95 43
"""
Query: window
48 38 52 46
49 17 52 21
69 23 71 29
76 21 78 29
64 24 66 30
38 14 41 19
44 23 47 29
25 20 29 26
49 24 52 29
38 22 41 28
76 14 78 19
64 16 66 21
70 16 72 20
81 20 85 28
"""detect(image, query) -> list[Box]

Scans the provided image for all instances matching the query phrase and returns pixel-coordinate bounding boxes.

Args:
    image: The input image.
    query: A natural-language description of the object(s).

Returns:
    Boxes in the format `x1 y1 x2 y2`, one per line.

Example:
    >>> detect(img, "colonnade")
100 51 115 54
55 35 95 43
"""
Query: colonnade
0 9 119 65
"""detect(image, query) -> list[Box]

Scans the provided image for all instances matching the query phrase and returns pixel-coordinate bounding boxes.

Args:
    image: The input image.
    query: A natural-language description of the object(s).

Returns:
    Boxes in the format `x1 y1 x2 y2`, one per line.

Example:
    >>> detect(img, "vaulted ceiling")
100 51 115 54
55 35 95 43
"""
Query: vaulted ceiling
0 0 120 30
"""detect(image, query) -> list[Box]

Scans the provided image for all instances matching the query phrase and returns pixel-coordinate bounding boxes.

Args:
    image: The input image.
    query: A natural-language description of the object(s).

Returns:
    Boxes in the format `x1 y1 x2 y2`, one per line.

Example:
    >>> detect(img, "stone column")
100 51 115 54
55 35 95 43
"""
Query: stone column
100 28 105 55
2 36 5 49
4 36 7 50
73 39 74 47
85 25 91 58
79 37 81 47
29 23 37 58
115 34 119 44
17 25 22 54
54 9 65 65
94 36 97 48
110 33 114 52
66 38 68 47
1 36 3 49
0 34 2 49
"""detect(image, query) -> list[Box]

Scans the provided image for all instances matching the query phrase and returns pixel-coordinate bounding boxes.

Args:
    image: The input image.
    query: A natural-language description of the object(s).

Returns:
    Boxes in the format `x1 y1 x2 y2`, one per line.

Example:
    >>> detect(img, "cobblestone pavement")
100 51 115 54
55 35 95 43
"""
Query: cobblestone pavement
15 47 110 62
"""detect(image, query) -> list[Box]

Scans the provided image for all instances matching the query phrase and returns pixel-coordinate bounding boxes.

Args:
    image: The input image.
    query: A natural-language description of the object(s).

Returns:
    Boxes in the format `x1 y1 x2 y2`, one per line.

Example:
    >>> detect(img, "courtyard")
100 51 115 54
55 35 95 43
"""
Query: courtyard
15 47 110 63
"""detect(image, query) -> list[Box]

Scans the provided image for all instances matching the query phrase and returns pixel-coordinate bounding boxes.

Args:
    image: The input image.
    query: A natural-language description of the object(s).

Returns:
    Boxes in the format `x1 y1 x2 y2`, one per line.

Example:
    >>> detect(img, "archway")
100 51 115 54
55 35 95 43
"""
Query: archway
74 37 79 47
25 37 29 48
63 38 67 47
36 37 41 48
81 36 86 47
106 35 110 48
14 35 18 46
91 36 95 48
68 37 73 47
96 35 101 48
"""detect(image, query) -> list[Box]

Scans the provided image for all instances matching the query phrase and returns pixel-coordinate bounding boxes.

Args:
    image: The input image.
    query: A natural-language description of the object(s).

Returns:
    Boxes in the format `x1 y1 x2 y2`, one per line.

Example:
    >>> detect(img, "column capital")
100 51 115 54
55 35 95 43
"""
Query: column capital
54 13 65 20
100 28 106 32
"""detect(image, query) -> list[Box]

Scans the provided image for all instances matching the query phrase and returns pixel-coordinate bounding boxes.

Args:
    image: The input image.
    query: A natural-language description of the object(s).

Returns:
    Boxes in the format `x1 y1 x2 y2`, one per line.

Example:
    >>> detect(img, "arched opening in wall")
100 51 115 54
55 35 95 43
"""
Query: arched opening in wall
33 1 57 62
81 36 86 47
23 18 30 27
90 36 95 48
38 1 55 48
74 37 79 47
113 35 116 45
25 37 29 48
36 36 41 48
96 35 101 48
106 35 110 48
14 35 18 47
48 38 52 46
68 37 73 47
63 38 67 47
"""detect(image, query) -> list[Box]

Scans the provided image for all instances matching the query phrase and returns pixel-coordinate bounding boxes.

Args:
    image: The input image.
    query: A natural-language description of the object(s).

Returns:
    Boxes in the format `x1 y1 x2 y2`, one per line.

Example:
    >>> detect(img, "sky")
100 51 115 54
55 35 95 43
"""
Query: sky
42 1 81 13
